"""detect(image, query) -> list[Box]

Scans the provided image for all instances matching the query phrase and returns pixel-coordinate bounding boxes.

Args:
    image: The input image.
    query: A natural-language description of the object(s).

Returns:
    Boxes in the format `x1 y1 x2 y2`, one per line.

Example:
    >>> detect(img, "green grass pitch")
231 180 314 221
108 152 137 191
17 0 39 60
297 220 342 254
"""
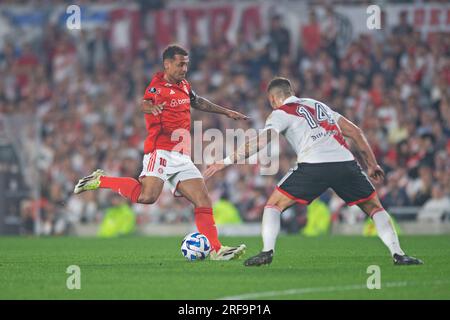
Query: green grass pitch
1 235 449 299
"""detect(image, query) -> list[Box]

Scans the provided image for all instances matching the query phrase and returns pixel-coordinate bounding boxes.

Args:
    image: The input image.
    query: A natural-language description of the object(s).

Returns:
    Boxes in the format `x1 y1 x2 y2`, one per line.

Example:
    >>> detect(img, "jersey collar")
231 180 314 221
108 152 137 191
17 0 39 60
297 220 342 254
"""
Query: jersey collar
282 96 300 105
155 71 185 87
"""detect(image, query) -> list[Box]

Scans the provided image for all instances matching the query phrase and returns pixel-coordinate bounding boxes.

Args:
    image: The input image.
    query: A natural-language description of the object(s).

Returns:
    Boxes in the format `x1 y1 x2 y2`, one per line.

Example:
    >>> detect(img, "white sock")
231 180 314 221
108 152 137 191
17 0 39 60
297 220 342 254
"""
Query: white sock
262 206 281 252
372 209 405 256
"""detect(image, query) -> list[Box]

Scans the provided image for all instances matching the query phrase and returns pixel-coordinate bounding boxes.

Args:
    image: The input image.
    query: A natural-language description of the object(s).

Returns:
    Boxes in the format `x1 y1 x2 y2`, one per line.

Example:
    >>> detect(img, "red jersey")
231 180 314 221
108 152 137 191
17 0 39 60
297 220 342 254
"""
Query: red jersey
142 72 196 155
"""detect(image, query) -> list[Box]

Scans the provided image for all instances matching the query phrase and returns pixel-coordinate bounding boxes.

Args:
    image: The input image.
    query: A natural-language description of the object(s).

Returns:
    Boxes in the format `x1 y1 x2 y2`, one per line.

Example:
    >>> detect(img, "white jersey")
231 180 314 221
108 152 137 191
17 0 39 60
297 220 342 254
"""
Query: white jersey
264 96 354 164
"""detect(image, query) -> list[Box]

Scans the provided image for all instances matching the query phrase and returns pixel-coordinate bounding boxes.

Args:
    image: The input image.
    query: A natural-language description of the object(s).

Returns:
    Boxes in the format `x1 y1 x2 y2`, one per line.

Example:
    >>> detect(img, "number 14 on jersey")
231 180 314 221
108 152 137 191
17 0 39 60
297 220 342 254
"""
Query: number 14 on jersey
296 103 335 129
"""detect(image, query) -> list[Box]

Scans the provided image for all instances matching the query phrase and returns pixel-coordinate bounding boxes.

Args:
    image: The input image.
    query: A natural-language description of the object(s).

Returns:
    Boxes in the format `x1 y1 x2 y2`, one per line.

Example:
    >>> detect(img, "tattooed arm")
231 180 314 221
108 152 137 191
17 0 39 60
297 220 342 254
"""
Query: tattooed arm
338 116 385 183
228 129 274 163
191 93 248 120
203 129 274 179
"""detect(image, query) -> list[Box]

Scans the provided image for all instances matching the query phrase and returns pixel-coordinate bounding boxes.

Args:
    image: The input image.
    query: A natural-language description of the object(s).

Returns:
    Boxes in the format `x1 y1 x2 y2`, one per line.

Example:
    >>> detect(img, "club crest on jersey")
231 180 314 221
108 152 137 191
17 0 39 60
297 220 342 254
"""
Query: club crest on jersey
148 87 160 94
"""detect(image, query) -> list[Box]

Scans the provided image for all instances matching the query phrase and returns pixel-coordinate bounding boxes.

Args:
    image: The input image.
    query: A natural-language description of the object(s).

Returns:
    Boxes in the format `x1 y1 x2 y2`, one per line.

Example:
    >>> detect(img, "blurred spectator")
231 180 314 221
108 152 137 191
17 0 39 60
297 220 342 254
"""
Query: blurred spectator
98 194 136 238
381 170 411 209
188 34 207 72
88 27 111 72
212 194 242 225
392 11 413 37
19 200 35 235
301 9 321 58
302 199 331 236
417 185 450 222
267 14 291 71
407 166 434 206
321 5 339 65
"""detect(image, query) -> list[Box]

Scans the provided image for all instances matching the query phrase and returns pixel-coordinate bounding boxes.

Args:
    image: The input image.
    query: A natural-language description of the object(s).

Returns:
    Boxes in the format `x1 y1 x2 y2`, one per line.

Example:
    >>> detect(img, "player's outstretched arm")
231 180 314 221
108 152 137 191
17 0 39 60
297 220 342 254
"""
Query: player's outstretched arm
203 129 273 179
338 116 385 183
191 95 249 120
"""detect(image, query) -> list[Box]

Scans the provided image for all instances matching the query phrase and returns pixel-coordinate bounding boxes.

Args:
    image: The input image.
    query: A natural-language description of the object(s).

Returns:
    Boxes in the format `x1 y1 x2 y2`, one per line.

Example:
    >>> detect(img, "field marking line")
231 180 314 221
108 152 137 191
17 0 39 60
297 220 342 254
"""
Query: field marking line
217 280 449 300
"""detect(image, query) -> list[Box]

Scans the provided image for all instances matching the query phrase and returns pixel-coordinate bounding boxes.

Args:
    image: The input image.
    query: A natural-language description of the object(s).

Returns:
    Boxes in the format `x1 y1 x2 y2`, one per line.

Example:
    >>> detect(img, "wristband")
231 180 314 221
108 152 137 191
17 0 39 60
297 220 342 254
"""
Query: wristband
223 156 233 166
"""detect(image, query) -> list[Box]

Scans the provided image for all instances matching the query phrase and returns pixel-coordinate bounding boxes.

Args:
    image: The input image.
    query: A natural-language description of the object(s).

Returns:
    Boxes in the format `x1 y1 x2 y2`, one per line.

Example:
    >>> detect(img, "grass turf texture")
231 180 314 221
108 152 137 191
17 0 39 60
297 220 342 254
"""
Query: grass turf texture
0 235 449 299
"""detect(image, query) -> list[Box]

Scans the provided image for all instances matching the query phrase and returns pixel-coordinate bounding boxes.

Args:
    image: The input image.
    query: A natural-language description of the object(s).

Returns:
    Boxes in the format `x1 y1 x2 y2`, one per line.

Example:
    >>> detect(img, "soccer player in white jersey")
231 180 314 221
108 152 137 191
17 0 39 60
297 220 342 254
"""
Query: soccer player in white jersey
204 77 423 266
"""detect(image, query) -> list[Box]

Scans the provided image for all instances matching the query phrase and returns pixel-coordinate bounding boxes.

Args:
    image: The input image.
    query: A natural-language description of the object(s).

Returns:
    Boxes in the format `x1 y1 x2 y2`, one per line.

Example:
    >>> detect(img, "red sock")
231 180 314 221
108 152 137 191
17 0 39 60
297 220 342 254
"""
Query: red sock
194 207 222 252
99 176 141 203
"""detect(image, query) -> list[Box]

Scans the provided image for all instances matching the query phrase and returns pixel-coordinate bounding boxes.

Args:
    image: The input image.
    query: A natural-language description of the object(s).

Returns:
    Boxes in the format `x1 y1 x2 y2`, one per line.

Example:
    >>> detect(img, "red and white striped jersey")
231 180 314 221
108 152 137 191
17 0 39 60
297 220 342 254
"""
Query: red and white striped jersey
264 96 354 164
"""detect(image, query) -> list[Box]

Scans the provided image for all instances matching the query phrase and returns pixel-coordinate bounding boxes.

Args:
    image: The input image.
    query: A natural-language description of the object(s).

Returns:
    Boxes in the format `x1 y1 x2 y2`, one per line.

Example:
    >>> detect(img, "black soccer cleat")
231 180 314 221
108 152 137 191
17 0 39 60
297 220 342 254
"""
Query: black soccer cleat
244 250 273 267
393 253 424 265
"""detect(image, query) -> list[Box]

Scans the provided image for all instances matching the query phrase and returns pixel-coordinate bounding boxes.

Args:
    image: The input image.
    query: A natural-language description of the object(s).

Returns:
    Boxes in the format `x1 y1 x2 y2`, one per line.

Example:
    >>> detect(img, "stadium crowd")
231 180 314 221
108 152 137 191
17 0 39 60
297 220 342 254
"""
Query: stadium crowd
0 2 449 235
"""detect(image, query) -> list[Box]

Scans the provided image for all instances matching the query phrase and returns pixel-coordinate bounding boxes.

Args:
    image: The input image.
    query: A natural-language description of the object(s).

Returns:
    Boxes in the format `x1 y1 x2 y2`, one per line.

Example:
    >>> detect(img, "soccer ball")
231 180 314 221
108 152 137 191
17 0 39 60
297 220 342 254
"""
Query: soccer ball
181 232 211 261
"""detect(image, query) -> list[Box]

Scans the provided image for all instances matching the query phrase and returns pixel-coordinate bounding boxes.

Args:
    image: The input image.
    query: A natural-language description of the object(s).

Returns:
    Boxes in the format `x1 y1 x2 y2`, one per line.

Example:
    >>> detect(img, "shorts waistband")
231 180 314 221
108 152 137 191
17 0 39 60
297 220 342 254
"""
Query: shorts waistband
298 160 356 166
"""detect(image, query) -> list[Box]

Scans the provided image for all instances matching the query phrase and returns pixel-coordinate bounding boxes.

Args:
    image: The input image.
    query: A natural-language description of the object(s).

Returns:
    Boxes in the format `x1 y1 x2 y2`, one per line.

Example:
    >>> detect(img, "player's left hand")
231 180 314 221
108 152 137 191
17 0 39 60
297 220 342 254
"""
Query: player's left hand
226 110 249 120
203 162 225 180
368 165 385 184
141 99 165 115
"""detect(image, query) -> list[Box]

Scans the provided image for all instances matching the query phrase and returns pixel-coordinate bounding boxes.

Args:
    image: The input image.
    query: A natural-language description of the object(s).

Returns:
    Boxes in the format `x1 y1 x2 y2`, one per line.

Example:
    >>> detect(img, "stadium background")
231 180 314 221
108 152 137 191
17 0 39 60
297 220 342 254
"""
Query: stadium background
0 0 449 237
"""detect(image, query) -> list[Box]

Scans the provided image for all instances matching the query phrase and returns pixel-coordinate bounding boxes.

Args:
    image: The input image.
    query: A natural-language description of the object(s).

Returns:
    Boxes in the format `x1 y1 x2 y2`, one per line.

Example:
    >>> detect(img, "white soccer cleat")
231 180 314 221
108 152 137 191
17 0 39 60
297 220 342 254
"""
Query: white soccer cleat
209 244 247 261
73 169 105 194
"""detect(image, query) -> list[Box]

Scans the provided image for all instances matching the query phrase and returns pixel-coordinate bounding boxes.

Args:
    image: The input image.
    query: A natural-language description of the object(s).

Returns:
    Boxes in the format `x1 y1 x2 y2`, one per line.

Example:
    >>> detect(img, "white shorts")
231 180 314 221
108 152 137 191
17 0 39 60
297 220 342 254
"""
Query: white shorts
139 149 203 197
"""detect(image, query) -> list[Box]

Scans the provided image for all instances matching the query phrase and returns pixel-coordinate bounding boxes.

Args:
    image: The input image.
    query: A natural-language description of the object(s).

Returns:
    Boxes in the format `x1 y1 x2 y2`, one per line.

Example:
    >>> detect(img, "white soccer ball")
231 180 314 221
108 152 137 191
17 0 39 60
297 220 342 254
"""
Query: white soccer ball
181 232 211 261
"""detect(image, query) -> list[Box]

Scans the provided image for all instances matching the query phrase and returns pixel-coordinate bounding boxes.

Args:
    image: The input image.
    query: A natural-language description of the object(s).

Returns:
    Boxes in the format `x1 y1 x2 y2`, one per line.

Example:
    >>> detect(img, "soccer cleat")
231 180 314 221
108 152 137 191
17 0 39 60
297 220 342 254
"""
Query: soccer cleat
393 253 424 265
209 244 246 261
244 250 273 267
73 169 105 194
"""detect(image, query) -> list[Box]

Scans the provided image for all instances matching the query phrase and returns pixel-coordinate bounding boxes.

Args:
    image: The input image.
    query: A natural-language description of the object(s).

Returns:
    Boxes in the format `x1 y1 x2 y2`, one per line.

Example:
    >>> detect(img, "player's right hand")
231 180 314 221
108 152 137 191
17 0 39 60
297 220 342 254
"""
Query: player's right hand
141 99 165 115
226 110 249 121
368 165 385 184
203 162 225 180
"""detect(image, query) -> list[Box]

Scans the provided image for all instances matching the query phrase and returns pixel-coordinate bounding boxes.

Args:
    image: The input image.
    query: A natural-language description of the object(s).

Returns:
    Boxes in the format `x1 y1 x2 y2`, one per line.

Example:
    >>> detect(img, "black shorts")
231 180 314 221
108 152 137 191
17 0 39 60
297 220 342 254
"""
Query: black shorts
277 160 376 206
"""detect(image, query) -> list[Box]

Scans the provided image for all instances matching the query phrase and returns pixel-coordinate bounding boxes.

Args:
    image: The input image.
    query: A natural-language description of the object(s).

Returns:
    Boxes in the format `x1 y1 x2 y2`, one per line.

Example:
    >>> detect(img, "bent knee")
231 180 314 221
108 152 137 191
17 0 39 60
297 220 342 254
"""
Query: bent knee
266 191 294 211
192 195 212 208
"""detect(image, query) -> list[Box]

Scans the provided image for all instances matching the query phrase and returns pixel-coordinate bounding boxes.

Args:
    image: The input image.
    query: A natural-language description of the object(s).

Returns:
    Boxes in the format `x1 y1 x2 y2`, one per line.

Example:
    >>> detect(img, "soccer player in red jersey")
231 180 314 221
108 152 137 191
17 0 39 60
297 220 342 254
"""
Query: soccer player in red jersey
74 45 247 260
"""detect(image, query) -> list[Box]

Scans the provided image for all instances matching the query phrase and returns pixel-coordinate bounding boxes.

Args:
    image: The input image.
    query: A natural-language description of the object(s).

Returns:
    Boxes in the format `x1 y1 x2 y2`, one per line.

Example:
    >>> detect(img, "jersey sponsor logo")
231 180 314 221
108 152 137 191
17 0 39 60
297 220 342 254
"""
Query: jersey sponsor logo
170 98 191 107
310 130 338 141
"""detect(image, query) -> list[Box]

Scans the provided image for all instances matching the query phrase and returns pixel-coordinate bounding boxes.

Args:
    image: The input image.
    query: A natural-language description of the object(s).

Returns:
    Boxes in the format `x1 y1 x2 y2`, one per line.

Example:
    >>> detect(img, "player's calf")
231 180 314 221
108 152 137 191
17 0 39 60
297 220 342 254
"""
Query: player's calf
358 196 424 265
